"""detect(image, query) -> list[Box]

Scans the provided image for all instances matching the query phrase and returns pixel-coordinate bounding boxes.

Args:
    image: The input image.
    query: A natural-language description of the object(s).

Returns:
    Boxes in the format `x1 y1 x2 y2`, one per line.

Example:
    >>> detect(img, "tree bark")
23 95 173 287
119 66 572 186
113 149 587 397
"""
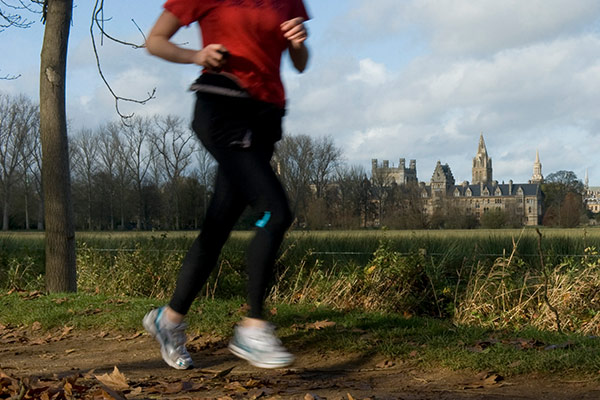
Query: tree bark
39 0 76 292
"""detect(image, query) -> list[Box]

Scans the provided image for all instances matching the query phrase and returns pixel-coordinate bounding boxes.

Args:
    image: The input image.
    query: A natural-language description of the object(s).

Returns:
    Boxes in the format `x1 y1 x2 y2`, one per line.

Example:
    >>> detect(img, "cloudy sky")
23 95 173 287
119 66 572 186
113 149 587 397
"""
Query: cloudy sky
2 0 600 185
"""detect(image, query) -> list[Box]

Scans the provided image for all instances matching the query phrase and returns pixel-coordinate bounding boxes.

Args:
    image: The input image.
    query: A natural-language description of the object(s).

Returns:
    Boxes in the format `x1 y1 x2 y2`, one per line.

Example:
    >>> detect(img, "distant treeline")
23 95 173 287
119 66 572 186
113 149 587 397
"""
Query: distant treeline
1 92 594 231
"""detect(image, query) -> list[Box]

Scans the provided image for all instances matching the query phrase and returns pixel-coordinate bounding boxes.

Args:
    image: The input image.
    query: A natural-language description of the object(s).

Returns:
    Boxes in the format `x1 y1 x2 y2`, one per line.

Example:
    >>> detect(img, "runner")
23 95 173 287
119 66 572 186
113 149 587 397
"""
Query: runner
142 0 310 370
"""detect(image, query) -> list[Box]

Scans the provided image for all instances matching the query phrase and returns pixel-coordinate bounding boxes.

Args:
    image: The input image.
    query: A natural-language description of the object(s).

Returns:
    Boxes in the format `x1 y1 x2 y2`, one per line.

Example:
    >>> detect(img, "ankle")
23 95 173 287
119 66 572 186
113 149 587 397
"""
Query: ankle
239 317 268 329
164 306 185 325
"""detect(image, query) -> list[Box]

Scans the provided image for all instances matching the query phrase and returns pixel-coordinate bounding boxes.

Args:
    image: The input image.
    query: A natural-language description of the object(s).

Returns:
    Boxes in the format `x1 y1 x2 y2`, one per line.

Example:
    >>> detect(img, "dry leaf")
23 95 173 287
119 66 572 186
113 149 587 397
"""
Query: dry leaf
304 393 323 400
348 393 355 400
95 367 129 391
127 332 143 340
224 381 246 392
65 349 77 354
483 373 503 385
213 366 235 379
305 320 336 330
376 360 395 369
31 321 42 331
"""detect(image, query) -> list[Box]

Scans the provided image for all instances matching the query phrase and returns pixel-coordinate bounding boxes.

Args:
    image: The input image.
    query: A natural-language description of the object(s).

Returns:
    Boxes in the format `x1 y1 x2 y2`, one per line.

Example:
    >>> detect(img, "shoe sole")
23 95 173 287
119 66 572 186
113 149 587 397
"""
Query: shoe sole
143 310 193 370
228 342 294 369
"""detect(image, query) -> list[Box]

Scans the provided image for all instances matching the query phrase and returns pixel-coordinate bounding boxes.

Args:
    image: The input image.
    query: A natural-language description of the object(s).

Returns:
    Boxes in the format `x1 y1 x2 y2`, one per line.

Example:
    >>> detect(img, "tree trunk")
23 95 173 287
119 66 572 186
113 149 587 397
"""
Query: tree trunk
24 192 30 230
2 197 9 231
39 0 76 293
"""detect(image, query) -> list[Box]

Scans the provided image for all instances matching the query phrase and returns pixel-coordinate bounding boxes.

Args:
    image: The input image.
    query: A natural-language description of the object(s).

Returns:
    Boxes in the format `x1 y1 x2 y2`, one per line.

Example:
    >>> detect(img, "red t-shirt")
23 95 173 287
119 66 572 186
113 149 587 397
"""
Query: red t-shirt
163 0 309 107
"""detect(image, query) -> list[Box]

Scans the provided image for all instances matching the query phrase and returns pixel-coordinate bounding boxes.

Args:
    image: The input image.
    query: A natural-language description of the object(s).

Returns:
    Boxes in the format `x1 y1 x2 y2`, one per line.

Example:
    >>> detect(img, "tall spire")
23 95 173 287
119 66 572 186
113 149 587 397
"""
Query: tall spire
472 133 492 184
530 149 543 184
477 132 488 156
585 168 589 189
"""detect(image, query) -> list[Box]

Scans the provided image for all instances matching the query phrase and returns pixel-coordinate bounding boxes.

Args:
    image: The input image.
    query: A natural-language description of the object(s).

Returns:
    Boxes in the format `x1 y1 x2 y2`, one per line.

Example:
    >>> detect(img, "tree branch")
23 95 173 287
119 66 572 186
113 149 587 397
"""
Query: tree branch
90 0 155 123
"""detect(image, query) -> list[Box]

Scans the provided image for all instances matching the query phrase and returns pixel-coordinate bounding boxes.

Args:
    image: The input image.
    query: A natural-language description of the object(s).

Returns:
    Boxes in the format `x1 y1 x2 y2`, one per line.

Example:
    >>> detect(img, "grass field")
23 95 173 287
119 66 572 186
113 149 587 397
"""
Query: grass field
2 228 600 377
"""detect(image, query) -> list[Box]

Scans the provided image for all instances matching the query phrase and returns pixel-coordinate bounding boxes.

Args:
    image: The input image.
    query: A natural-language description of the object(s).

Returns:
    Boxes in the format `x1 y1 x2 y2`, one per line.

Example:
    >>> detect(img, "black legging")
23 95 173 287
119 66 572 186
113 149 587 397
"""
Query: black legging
168 92 293 319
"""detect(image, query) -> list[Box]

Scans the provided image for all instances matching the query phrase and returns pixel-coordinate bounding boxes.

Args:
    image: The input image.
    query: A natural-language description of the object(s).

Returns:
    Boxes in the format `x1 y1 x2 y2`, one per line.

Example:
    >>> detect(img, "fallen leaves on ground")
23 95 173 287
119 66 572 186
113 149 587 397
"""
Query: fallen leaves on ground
292 320 337 331
375 360 396 369
462 371 505 390
95 367 129 391
0 366 296 400
467 337 577 353
0 324 73 346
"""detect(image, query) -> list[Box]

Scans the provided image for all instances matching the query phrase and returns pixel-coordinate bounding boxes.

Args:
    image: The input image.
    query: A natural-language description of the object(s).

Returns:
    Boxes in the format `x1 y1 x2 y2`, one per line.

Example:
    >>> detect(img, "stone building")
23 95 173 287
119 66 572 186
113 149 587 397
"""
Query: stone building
372 135 545 226
371 158 418 185
424 136 543 225
584 171 600 214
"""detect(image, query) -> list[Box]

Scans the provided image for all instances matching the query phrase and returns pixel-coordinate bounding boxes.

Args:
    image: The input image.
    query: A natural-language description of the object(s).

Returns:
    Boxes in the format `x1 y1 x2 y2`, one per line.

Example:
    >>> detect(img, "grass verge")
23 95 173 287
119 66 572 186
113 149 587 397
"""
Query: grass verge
1 290 599 378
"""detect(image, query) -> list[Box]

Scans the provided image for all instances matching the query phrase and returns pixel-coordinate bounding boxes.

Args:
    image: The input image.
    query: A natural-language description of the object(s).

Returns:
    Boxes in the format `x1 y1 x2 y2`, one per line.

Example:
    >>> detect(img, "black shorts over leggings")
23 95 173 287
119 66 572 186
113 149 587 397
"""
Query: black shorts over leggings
168 92 293 319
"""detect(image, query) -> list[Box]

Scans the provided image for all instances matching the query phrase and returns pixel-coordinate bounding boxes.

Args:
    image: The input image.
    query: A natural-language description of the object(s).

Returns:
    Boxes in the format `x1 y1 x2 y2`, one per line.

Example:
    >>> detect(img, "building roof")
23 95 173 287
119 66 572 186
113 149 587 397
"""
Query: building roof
453 183 541 197
421 182 541 197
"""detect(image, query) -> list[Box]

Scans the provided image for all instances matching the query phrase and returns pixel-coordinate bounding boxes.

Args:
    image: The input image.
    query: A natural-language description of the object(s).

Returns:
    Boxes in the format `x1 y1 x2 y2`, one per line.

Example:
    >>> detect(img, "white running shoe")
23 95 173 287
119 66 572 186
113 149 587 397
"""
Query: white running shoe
228 323 295 369
143 307 194 370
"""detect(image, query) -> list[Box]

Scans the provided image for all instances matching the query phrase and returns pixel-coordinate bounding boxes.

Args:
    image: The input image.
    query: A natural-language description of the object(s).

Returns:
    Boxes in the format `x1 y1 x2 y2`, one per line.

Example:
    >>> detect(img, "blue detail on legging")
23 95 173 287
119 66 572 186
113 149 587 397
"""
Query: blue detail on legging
255 211 271 228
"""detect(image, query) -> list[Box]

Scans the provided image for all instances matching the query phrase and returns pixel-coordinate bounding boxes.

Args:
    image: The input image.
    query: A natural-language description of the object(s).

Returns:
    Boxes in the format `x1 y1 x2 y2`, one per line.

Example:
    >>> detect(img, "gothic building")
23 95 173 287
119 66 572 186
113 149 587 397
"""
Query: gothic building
371 158 418 185
372 135 545 226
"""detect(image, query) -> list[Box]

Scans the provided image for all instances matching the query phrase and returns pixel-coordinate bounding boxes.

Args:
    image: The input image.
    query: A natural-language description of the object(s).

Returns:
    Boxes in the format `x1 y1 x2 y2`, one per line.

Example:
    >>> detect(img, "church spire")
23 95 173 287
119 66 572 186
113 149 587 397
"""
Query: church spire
530 149 543 184
472 133 492 184
477 133 488 156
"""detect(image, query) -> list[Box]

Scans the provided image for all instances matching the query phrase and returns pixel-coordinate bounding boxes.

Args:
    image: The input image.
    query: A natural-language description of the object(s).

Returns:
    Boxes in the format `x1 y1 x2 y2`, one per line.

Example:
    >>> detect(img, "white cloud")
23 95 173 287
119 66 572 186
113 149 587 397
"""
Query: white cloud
347 59 388 86
286 1 600 183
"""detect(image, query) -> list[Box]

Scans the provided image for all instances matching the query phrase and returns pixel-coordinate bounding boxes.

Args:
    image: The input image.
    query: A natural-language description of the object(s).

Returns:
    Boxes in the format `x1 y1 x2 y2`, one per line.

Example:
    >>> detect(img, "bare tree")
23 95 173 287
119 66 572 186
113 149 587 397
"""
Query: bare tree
0 93 36 230
18 97 41 230
2 0 154 291
194 144 216 224
122 116 153 229
152 115 195 230
96 122 122 230
274 134 314 225
310 135 342 199
335 164 371 228
37 0 77 292
70 128 99 230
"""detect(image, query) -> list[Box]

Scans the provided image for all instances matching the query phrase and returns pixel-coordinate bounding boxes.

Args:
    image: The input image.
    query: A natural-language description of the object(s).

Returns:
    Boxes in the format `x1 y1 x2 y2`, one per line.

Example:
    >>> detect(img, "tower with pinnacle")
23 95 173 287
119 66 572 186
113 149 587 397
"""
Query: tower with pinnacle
530 150 543 184
472 134 493 184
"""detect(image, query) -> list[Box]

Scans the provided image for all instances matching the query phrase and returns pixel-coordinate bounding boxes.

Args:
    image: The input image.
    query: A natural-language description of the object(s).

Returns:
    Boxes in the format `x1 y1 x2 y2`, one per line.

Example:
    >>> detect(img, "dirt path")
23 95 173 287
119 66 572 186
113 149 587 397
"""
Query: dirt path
1 327 599 400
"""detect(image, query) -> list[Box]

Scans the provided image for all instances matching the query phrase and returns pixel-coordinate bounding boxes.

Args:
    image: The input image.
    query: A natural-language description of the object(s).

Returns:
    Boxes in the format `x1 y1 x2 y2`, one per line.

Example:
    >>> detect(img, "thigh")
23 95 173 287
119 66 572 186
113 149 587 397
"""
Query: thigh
210 145 287 213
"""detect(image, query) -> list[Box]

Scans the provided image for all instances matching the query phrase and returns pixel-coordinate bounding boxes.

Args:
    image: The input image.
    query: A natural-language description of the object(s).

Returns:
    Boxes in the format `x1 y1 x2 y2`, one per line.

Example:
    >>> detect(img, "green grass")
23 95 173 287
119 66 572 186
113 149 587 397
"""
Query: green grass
1 290 599 378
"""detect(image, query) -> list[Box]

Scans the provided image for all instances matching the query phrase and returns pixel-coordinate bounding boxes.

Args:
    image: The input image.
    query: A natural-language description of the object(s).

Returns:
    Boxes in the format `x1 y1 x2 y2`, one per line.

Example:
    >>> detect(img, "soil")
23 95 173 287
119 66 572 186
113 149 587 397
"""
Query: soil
1 326 599 400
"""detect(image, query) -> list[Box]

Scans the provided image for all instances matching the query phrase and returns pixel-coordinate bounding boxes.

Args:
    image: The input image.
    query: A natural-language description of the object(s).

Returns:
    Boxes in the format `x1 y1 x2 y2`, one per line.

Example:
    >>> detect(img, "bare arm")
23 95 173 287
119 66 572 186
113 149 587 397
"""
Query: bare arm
281 17 309 73
146 10 228 69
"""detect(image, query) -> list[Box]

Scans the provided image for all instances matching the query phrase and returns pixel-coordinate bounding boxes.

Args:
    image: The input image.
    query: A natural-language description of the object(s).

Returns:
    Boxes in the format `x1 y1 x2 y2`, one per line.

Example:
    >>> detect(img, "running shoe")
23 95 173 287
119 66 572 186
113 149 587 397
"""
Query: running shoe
228 323 294 369
143 307 194 370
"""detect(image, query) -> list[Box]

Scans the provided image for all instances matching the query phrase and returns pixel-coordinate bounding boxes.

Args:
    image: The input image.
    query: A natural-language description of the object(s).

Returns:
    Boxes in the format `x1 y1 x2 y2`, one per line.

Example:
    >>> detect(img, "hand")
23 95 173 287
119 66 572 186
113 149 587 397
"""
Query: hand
194 44 229 69
281 17 307 49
